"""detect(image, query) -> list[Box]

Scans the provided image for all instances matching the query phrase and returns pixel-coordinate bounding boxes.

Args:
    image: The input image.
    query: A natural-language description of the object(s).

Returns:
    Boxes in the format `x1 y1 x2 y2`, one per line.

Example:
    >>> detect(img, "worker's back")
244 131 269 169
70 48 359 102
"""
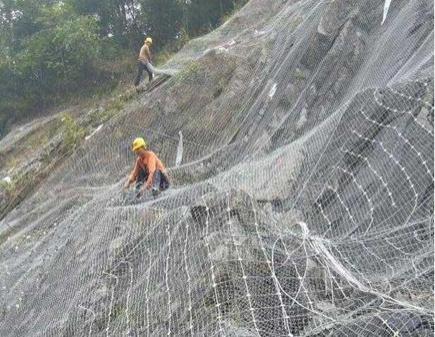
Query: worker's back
137 150 165 172
138 44 151 63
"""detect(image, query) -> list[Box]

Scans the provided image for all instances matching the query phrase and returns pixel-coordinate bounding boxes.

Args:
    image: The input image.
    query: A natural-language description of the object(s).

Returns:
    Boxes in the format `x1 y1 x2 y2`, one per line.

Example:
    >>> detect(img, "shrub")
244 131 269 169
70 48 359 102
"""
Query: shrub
61 113 86 150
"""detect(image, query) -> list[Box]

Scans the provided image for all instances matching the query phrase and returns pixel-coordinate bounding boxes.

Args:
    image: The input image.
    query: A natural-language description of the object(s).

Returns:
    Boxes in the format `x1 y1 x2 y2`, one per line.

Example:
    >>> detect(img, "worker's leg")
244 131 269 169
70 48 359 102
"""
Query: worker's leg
145 63 154 82
151 171 162 196
160 172 170 191
150 171 170 197
134 62 145 86
135 168 148 192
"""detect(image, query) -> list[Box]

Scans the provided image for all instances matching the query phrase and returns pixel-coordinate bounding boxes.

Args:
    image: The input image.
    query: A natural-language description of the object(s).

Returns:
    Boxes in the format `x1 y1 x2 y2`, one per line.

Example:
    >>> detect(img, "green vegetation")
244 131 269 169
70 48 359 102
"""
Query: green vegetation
0 171 32 199
0 179 14 196
60 113 86 151
0 0 248 137
219 0 247 25
174 61 202 84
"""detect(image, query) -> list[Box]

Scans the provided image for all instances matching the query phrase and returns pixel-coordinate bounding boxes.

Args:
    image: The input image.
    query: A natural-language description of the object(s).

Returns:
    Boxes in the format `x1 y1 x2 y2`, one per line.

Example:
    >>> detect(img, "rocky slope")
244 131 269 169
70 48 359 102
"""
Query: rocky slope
0 0 433 336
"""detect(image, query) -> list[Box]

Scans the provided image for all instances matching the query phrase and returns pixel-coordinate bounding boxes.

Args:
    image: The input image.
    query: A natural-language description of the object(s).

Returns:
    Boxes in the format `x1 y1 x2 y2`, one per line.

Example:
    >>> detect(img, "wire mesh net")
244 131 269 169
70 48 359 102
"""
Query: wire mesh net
0 0 433 336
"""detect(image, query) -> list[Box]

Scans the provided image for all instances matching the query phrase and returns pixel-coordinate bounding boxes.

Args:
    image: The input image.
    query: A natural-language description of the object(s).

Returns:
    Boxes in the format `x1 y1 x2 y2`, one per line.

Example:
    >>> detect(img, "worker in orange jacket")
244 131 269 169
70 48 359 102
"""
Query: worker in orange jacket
125 137 170 197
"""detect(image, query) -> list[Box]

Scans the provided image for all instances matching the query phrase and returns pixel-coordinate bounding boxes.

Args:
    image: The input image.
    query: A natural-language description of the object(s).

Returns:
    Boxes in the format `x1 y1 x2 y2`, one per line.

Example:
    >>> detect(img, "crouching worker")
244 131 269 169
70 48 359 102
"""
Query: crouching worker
125 137 170 197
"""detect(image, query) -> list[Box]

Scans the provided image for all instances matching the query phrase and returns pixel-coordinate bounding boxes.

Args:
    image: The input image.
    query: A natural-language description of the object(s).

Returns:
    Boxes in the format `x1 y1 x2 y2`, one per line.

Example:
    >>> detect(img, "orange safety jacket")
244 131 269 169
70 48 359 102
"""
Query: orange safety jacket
128 151 166 187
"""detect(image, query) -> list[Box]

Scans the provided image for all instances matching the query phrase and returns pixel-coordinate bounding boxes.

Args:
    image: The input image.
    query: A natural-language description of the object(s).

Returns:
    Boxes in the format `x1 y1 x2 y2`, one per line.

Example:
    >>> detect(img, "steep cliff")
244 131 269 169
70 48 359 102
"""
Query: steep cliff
0 0 433 336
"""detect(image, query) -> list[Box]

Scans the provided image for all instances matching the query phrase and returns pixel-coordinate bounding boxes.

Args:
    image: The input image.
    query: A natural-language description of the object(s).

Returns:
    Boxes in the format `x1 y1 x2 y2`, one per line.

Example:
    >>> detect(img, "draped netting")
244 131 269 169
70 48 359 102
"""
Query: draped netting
0 0 433 336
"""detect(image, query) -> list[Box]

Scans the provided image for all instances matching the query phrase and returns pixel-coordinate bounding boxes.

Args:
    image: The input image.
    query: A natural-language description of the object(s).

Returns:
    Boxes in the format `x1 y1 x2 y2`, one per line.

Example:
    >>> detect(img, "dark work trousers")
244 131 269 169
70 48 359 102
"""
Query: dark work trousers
134 61 153 86
135 168 170 193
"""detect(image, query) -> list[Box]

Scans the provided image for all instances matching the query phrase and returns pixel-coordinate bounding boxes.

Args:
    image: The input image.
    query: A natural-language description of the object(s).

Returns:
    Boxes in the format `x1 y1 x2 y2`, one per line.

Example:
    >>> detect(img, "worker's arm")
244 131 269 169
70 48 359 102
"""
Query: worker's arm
125 160 139 188
145 156 157 190
144 45 151 62
138 46 146 61
139 45 151 62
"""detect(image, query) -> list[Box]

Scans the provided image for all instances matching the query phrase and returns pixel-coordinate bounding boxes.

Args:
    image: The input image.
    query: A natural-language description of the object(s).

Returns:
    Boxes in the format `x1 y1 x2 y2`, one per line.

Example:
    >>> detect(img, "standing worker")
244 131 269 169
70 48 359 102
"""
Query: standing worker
134 37 154 87
125 137 170 197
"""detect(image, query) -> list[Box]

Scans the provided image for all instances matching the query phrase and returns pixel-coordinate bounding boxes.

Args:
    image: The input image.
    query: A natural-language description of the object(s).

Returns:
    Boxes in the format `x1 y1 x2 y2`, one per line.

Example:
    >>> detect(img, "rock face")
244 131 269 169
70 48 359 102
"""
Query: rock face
0 0 433 336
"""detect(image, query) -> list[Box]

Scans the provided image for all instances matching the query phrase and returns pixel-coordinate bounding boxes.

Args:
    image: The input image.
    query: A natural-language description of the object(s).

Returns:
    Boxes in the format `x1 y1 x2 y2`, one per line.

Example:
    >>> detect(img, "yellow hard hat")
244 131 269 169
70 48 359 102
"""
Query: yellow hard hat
132 137 147 152
145 37 153 45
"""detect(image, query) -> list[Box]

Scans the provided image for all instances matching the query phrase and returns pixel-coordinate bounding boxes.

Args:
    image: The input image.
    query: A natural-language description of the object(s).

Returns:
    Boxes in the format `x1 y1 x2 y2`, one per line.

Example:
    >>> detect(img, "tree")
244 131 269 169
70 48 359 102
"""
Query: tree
139 0 182 50
0 2 103 127
68 0 145 49
18 3 101 88
178 0 246 38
